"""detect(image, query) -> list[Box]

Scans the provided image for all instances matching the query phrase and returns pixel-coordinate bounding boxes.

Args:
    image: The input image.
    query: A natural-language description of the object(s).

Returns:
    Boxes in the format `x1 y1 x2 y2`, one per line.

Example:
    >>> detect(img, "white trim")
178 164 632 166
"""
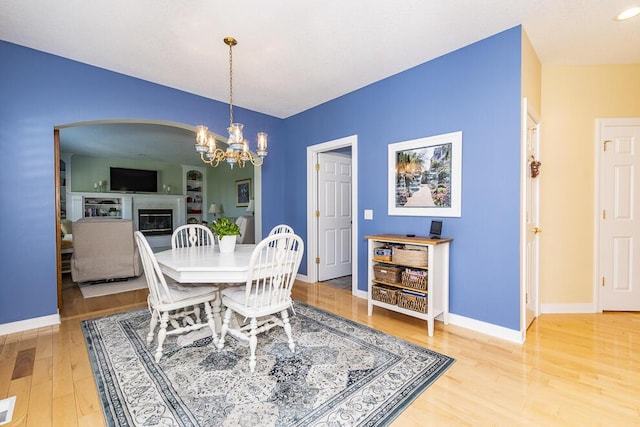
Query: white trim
306 136 358 294
0 313 60 335
353 289 367 299
594 119 603 312
447 313 524 344
540 303 597 314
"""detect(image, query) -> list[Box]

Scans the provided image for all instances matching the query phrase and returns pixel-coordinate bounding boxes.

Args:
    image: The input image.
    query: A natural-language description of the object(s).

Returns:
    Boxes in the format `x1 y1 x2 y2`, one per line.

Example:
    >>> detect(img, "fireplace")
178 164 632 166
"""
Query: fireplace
138 209 173 236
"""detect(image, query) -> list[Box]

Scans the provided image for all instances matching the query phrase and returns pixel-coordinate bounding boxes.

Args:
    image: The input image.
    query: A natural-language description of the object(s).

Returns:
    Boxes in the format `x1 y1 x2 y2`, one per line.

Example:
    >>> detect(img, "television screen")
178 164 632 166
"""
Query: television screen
110 167 157 193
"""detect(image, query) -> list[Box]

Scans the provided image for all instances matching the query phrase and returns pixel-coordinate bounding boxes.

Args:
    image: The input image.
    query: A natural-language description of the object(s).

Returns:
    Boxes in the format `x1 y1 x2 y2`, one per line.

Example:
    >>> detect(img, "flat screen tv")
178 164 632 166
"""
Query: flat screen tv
110 167 157 193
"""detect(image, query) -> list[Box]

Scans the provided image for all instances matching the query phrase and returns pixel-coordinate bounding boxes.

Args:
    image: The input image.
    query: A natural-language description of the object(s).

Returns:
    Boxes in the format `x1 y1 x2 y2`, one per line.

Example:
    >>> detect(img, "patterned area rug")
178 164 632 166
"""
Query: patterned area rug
82 303 454 426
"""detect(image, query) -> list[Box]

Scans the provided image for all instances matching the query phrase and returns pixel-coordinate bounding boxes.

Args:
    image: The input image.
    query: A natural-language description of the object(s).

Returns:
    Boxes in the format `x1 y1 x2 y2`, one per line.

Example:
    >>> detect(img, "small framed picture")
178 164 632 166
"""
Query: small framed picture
235 178 251 207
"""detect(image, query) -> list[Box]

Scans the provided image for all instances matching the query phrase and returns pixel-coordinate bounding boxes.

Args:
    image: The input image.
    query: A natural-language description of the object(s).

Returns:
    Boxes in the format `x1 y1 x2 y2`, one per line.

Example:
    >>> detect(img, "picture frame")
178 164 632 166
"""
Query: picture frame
235 178 251 207
388 131 462 217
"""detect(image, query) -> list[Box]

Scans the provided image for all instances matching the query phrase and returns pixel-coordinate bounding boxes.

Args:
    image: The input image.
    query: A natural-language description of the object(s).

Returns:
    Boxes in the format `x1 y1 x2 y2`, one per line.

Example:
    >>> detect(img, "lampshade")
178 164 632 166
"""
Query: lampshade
245 199 255 213
209 203 222 214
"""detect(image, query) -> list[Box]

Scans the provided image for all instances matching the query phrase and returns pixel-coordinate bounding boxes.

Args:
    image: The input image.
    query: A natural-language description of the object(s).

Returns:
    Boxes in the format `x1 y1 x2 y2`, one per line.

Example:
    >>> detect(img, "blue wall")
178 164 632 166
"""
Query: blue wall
0 40 282 324
0 26 523 330
284 27 523 329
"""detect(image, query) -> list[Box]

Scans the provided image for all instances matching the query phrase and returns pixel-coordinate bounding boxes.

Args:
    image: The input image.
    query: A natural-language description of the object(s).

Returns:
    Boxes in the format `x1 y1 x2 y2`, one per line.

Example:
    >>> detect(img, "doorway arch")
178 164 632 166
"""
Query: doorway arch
54 119 262 308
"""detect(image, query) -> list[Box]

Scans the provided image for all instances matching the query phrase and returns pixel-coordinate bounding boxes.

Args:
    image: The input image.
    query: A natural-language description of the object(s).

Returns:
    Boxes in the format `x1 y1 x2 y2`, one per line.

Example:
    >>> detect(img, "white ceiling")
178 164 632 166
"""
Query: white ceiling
3 1 639 163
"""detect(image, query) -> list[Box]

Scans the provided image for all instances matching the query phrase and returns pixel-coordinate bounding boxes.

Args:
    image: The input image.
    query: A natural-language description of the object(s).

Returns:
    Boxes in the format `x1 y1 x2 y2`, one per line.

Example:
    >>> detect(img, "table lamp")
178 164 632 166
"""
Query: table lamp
209 203 222 221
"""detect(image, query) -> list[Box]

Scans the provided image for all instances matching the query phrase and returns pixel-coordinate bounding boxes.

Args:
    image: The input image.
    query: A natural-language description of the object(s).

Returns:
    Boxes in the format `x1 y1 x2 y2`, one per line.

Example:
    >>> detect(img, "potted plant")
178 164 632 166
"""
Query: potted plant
210 216 241 253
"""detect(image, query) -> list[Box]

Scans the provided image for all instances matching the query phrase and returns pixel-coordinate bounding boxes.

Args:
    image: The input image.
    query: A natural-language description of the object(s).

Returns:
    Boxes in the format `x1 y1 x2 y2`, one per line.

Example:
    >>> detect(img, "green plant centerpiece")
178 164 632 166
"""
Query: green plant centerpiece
210 216 240 238
210 216 241 253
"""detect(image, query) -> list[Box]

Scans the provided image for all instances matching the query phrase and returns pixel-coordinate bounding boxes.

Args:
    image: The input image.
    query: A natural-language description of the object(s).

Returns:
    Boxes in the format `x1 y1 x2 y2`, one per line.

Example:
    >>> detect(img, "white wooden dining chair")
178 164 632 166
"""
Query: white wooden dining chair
268 224 294 235
135 231 219 362
216 232 304 373
170 224 217 323
171 224 215 249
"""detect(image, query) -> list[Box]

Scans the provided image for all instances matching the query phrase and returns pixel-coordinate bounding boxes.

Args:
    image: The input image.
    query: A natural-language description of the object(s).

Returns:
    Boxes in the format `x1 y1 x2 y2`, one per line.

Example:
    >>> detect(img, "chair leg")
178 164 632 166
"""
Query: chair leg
147 309 159 344
248 317 258 373
193 303 202 323
217 308 233 350
155 311 169 363
203 301 218 346
211 297 222 331
281 309 295 353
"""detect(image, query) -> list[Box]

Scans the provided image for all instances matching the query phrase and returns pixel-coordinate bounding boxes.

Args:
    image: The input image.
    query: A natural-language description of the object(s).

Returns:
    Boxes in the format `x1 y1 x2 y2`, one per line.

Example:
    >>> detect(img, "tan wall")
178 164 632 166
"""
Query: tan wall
521 29 541 114
540 64 640 304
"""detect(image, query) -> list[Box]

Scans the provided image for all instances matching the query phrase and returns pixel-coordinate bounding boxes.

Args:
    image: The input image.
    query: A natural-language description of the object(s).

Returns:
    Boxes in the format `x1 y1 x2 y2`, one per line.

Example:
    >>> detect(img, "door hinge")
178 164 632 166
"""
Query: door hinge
603 139 611 151
602 210 606 220
602 276 605 287
315 210 320 218
315 257 320 264
315 163 320 171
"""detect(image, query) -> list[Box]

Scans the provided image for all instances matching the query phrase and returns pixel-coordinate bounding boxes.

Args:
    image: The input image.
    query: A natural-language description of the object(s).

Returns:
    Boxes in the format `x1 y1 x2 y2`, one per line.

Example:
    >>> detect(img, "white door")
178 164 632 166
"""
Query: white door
599 119 640 310
318 152 352 281
524 107 541 329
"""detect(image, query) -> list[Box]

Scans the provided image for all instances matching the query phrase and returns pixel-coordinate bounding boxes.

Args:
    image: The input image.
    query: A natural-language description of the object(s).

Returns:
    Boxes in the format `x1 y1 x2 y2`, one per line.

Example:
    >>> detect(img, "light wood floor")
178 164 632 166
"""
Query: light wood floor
1 280 639 426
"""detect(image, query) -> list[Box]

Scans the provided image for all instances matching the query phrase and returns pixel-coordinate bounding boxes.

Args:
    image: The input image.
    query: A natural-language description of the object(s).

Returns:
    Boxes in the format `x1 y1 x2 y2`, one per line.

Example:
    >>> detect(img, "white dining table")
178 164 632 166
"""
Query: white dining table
154 244 256 346
154 244 255 284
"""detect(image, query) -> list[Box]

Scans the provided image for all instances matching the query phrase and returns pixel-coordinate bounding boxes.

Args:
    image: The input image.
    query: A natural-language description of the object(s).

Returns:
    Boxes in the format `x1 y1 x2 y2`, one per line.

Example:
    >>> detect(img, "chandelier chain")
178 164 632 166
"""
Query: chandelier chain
228 40 234 126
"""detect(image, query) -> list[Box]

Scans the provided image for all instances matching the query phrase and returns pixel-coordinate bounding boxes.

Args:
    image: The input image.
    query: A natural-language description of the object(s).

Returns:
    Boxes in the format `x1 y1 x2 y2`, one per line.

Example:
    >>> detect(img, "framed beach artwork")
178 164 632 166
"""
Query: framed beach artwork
388 131 462 217
235 178 251 207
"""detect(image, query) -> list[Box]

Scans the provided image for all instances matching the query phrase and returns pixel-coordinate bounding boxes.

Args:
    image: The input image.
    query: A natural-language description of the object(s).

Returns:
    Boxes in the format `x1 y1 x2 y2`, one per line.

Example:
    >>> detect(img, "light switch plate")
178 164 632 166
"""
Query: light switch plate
364 209 373 220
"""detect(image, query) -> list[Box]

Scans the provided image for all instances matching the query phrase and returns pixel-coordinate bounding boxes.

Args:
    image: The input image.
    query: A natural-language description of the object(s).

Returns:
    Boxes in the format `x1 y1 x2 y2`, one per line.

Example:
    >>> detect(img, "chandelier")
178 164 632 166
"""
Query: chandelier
194 37 268 168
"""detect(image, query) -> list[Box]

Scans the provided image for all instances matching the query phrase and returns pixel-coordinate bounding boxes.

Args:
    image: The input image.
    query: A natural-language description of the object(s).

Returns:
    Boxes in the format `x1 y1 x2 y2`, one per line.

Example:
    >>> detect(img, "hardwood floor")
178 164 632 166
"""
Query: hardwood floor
1 280 639 426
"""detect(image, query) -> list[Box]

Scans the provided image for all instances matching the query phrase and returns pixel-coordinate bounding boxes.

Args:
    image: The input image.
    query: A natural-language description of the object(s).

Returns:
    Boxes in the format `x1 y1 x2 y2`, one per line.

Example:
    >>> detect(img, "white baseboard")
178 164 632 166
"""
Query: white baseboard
446 313 524 344
0 313 60 336
540 303 597 314
295 275 525 343
353 289 367 299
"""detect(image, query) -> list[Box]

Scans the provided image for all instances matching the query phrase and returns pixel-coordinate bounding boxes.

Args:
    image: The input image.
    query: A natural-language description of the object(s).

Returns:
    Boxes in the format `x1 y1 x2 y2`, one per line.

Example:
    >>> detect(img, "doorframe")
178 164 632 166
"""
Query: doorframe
520 97 541 338
594 118 640 311
306 135 359 295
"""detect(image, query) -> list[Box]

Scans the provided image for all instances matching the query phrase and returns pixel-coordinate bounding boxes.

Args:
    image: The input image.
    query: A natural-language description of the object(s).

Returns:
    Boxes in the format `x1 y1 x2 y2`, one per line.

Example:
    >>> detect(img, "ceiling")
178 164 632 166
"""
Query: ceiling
3 1 639 162
58 120 205 166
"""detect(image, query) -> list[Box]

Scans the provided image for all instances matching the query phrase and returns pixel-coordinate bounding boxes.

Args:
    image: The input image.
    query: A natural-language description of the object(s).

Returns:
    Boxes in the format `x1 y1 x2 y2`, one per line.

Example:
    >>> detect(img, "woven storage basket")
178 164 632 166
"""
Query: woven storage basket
398 292 427 313
372 285 399 305
401 270 428 291
373 264 403 283
393 247 428 267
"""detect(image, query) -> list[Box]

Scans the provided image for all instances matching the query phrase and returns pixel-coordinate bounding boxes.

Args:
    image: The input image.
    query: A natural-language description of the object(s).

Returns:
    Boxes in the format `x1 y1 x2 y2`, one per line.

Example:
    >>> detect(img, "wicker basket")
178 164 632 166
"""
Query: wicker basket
373 264 403 283
372 285 399 305
401 269 428 291
393 247 428 267
397 291 428 313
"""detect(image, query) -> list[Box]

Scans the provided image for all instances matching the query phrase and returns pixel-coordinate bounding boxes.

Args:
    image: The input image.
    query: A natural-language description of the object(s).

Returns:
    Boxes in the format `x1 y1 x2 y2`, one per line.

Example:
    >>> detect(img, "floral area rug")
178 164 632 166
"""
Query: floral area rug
82 302 454 426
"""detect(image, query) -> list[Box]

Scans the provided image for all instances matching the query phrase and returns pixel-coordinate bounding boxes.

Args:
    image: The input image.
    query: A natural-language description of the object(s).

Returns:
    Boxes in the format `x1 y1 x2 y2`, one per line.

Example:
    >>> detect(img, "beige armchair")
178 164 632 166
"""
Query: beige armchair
71 218 142 283
235 216 255 244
